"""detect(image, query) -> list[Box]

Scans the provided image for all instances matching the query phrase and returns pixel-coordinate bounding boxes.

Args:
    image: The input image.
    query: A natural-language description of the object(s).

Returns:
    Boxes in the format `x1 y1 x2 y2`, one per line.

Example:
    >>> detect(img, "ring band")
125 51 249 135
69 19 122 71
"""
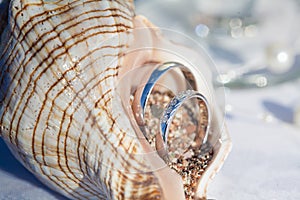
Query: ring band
139 62 197 120
159 90 210 149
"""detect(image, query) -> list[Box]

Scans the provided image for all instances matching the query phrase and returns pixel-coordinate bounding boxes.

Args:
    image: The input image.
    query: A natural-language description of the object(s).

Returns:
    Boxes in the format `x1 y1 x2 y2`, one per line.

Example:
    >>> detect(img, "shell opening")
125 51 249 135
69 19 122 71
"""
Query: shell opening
116 59 214 199
116 16 231 199
132 64 214 200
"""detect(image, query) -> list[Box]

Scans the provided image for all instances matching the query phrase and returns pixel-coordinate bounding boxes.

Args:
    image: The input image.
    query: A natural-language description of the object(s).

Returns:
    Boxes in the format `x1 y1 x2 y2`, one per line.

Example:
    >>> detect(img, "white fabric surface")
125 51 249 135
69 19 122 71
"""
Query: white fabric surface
208 81 300 199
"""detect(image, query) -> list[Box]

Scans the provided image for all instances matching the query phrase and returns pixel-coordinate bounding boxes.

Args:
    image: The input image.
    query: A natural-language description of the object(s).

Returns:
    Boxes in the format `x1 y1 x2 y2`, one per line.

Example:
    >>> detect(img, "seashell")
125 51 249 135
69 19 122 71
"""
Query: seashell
0 0 231 200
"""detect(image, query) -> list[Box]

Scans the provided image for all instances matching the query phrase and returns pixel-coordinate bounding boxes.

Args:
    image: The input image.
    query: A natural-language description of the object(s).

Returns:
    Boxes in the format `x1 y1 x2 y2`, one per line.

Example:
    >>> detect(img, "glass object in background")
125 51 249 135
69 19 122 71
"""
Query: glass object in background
135 0 300 89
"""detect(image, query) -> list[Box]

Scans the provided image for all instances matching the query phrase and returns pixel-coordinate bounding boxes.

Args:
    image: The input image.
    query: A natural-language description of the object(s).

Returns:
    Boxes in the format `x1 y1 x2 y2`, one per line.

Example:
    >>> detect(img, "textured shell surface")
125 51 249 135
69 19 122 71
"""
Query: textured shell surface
0 0 165 199
0 0 231 200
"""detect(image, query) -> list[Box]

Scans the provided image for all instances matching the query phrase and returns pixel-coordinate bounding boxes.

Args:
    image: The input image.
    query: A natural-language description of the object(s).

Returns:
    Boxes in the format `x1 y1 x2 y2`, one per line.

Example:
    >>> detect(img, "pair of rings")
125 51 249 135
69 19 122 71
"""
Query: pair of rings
135 62 211 158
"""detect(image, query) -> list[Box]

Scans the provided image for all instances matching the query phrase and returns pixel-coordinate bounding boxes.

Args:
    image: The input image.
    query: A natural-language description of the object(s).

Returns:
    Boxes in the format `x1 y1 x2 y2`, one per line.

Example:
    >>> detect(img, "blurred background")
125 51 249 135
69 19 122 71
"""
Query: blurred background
135 0 300 199
1 0 300 199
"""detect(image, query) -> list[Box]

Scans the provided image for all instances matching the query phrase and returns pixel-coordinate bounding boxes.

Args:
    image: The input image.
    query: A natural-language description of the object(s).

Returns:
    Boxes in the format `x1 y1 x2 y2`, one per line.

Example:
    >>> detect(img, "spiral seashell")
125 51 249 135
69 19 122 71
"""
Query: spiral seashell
0 0 231 199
